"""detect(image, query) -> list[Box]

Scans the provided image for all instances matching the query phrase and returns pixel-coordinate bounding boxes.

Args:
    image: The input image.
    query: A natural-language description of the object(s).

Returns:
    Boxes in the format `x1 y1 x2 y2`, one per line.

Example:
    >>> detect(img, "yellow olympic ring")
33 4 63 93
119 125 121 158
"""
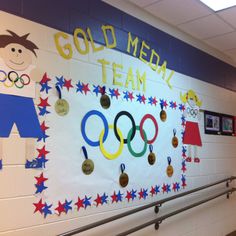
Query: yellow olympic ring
3 79 14 88
99 124 124 160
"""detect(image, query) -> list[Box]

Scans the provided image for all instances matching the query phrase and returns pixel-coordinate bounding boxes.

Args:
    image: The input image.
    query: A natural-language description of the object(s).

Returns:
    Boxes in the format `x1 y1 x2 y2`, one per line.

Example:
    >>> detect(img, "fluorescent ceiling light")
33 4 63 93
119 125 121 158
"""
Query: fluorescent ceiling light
199 0 236 11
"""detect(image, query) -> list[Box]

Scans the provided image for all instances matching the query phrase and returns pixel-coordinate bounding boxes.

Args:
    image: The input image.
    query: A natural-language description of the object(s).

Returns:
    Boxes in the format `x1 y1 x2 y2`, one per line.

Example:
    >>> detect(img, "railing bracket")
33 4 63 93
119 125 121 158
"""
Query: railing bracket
154 220 162 230
154 204 161 214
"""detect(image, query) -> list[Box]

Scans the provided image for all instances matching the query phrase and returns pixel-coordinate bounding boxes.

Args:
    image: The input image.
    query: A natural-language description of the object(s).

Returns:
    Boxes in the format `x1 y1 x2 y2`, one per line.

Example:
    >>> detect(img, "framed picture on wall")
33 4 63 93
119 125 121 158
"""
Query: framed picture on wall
221 114 234 136
204 111 221 135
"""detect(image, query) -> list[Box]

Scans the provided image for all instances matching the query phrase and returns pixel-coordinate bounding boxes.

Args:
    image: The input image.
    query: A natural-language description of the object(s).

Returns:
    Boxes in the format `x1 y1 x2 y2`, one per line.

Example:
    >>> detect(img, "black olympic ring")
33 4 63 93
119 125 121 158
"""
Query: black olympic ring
114 111 136 144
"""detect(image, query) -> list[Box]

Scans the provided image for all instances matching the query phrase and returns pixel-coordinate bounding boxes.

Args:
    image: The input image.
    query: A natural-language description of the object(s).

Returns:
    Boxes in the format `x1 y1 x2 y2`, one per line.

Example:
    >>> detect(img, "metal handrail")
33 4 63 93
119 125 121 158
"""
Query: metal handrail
117 187 236 236
59 176 236 236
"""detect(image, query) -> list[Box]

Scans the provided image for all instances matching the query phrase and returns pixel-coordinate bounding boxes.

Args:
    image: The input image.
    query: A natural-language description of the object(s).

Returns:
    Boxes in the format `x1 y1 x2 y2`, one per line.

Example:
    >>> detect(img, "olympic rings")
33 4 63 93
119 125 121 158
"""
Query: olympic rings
0 70 31 89
99 124 124 160
127 125 147 157
81 110 109 147
140 114 158 144
114 111 136 144
81 110 159 159
187 107 198 118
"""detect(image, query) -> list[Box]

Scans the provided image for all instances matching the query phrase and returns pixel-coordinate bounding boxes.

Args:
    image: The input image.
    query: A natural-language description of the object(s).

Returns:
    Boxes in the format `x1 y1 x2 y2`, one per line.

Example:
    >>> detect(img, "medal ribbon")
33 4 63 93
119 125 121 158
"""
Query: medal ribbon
55 85 62 99
82 146 88 160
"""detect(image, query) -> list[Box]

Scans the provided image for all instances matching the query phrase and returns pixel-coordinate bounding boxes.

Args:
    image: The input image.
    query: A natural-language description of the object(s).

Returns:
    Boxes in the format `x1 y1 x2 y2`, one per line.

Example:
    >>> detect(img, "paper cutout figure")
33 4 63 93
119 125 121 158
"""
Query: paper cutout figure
180 90 202 163
0 30 43 169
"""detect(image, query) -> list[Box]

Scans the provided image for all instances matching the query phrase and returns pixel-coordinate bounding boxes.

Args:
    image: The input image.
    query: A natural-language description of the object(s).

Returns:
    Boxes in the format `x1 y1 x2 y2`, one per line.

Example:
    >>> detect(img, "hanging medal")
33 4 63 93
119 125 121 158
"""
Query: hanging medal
160 104 167 122
100 86 111 109
172 129 178 148
81 146 94 175
166 156 174 177
148 144 156 165
119 163 129 187
55 85 69 116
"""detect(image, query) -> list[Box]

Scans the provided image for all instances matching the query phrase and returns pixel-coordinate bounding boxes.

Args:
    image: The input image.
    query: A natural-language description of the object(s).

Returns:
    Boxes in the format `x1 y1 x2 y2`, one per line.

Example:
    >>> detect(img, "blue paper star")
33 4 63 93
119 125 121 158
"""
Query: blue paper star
136 94 142 103
84 196 91 209
101 193 108 204
181 116 186 125
182 146 187 154
93 85 100 96
40 82 52 94
143 189 148 199
154 185 160 194
38 156 48 168
116 191 123 202
76 81 83 93
35 183 48 194
37 132 49 142
169 101 175 109
181 174 186 182
176 183 181 191
64 200 72 213
42 203 52 218
166 184 171 193
131 189 137 200
38 106 50 116
123 91 129 101
56 76 65 89
148 96 153 105
0 159 2 170
179 104 185 111
109 88 116 98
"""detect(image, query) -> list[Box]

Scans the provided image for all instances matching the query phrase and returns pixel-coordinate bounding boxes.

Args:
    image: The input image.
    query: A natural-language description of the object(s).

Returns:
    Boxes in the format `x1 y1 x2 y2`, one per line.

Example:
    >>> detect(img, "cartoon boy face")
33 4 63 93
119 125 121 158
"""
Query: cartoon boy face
0 43 32 71
0 30 38 71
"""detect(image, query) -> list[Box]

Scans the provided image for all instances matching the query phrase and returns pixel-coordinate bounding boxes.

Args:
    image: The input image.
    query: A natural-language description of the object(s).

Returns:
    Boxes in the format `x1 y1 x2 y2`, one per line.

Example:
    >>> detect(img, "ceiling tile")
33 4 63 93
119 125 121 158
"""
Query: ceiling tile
128 0 160 8
178 14 234 40
217 6 236 29
205 31 236 50
145 0 211 25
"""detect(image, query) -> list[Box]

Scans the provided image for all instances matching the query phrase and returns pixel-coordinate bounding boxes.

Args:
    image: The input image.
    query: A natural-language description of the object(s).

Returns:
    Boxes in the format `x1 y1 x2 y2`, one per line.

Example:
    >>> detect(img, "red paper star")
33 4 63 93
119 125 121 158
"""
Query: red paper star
99 86 105 95
63 79 73 91
172 183 177 192
152 97 157 106
111 191 117 203
82 83 90 95
181 165 187 172
125 191 132 202
35 173 48 185
163 100 168 108
150 186 156 196
33 198 45 213
138 189 144 199
40 73 51 84
162 184 167 193
55 201 65 215
182 181 187 188
38 97 50 107
141 95 146 104
75 197 84 211
40 121 49 132
37 145 50 158
94 194 102 207
128 92 134 101
173 101 177 109
114 89 120 99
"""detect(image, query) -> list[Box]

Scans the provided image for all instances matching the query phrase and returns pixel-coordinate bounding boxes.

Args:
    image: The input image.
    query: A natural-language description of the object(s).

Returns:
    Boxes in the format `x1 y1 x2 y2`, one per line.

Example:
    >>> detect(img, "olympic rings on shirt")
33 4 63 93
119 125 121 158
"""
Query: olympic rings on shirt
81 110 159 159
0 70 31 89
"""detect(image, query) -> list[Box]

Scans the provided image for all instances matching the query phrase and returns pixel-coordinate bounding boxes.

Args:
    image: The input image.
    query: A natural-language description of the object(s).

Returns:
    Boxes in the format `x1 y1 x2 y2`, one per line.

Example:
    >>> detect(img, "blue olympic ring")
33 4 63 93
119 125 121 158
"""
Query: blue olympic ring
81 110 109 146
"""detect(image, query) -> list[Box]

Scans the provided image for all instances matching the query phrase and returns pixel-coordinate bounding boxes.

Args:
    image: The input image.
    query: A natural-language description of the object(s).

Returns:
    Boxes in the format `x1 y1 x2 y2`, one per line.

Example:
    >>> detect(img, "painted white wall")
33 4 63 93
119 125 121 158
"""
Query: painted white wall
0 9 236 236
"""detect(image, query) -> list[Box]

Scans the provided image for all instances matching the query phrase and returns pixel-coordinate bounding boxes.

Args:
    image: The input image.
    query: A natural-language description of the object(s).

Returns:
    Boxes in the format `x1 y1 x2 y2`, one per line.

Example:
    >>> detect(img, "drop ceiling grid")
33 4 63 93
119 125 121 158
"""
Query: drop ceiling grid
128 0 236 63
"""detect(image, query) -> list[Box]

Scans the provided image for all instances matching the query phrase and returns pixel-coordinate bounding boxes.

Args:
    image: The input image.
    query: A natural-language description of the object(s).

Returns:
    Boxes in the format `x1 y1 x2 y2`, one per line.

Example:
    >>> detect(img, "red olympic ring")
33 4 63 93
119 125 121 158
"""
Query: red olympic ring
139 114 158 144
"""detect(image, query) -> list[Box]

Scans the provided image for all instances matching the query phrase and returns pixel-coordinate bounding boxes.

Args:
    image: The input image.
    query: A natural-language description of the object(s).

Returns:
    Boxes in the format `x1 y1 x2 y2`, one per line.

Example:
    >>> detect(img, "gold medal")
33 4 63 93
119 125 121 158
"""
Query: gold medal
119 163 129 187
160 104 167 122
82 159 94 175
55 85 69 116
148 145 156 165
81 146 94 175
100 87 111 109
166 156 174 177
55 99 69 116
172 129 178 148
